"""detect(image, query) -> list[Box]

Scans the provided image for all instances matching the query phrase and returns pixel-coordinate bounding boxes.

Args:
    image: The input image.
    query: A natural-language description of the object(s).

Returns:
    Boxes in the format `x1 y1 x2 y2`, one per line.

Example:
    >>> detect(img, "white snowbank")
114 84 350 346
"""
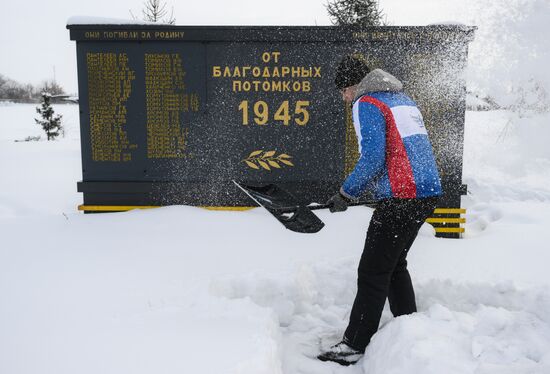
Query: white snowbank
364 290 550 374
215 261 550 374
1 104 550 373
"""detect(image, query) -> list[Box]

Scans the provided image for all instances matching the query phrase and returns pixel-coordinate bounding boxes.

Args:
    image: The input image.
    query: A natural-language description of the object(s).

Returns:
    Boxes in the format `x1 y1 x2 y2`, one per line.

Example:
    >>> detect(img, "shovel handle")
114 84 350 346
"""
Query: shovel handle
273 200 376 214
307 200 377 211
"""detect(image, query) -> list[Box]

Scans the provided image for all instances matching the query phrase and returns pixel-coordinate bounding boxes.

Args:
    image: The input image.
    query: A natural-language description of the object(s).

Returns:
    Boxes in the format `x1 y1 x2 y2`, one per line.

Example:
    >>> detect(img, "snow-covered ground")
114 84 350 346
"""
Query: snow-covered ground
1 103 550 373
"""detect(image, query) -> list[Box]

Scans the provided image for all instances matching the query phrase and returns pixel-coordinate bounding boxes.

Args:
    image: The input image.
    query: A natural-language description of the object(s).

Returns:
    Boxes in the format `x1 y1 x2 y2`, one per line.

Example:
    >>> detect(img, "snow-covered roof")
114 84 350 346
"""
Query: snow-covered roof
66 16 162 26
428 21 468 27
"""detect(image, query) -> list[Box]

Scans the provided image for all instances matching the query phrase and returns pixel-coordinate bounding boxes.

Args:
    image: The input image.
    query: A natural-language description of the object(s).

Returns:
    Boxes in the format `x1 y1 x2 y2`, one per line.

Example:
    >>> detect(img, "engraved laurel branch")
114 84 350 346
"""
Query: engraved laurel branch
242 150 294 171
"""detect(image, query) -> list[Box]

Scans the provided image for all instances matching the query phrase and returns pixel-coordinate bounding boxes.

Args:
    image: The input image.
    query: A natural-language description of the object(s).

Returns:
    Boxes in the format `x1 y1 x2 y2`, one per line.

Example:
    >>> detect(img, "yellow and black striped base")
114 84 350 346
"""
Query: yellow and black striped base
427 208 466 238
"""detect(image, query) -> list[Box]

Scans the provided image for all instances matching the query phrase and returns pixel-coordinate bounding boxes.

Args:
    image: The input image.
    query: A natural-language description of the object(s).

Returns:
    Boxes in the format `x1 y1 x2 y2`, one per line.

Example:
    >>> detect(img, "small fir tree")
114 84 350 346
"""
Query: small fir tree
35 93 63 141
326 0 385 27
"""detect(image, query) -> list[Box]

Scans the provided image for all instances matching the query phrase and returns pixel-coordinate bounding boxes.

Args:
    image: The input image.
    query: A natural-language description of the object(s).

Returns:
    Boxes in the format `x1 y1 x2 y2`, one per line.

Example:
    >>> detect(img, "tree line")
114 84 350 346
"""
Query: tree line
0 74 66 103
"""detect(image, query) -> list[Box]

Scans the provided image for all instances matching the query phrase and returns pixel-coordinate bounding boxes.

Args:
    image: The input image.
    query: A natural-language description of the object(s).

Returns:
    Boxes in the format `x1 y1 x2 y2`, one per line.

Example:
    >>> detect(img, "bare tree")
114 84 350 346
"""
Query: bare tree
0 74 7 93
137 0 176 24
1 79 28 101
326 0 385 27
37 80 65 97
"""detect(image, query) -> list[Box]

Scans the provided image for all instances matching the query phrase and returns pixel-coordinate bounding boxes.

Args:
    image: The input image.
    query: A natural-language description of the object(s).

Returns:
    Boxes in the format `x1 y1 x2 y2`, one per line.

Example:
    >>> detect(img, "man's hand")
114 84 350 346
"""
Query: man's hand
327 192 349 213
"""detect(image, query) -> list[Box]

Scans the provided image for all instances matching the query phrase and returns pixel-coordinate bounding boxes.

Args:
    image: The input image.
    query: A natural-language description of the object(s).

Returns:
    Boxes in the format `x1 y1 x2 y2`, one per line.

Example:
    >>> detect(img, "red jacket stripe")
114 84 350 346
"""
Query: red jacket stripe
359 96 417 198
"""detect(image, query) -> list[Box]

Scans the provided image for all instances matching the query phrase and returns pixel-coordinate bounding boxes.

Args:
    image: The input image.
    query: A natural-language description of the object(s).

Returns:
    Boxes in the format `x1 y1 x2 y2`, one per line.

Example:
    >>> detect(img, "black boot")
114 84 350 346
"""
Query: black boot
317 341 363 366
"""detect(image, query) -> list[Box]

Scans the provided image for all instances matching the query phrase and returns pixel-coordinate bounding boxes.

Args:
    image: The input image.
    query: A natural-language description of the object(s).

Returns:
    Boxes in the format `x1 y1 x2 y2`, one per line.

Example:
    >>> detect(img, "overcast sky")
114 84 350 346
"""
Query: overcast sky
0 0 468 93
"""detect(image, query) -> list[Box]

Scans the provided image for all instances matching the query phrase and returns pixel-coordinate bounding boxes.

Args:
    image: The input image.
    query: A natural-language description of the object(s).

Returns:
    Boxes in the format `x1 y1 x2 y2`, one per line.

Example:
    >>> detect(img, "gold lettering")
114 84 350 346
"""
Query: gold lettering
190 94 199 112
252 67 261 77
272 81 282 91
85 31 100 39
281 67 290 77
237 100 311 126
145 53 192 158
314 67 322 77
261 51 281 63
181 93 189 111
86 52 135 162
295 101 310 126
233 81 242 92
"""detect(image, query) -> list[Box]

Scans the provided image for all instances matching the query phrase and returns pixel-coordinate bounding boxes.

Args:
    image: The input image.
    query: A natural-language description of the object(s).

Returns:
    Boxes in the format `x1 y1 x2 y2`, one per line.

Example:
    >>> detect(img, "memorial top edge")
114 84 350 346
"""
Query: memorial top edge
67 24 476 43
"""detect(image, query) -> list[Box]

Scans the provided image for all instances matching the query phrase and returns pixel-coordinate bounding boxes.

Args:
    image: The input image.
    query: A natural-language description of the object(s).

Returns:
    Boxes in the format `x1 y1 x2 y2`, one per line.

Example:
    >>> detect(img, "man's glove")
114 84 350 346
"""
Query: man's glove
327 192 350 213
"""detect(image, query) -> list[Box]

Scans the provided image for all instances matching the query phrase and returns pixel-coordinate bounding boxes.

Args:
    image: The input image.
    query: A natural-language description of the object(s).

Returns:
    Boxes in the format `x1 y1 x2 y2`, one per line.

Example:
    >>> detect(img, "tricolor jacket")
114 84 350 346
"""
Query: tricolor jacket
340 69 443 201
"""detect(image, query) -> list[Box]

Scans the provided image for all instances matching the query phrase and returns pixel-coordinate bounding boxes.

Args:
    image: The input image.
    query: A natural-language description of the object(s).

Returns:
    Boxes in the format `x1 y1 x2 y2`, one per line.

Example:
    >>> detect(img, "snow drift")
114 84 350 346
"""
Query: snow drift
1 104 550 373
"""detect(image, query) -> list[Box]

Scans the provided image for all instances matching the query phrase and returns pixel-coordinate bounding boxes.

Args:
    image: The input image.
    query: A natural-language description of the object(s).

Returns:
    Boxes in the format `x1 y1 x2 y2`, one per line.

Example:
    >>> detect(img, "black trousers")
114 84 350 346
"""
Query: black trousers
343 197 439 351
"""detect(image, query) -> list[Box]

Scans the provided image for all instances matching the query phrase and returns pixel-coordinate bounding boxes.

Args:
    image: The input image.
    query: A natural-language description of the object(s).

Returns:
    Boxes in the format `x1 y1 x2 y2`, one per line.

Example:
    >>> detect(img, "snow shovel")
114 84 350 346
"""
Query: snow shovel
233 181 375 234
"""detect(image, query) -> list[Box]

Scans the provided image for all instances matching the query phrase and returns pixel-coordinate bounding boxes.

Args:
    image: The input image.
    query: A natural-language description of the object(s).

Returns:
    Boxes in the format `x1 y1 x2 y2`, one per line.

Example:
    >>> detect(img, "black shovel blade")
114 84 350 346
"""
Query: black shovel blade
233 181 325 234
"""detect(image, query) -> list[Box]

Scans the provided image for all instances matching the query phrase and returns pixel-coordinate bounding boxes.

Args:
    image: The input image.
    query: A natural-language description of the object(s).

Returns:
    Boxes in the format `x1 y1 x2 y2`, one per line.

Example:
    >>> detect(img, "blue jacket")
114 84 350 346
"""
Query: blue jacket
340 69 442 201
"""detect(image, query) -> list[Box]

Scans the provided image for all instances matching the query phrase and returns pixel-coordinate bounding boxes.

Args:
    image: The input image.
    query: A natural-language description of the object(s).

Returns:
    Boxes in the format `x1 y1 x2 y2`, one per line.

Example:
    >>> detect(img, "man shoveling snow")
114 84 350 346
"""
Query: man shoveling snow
318 55 443 365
